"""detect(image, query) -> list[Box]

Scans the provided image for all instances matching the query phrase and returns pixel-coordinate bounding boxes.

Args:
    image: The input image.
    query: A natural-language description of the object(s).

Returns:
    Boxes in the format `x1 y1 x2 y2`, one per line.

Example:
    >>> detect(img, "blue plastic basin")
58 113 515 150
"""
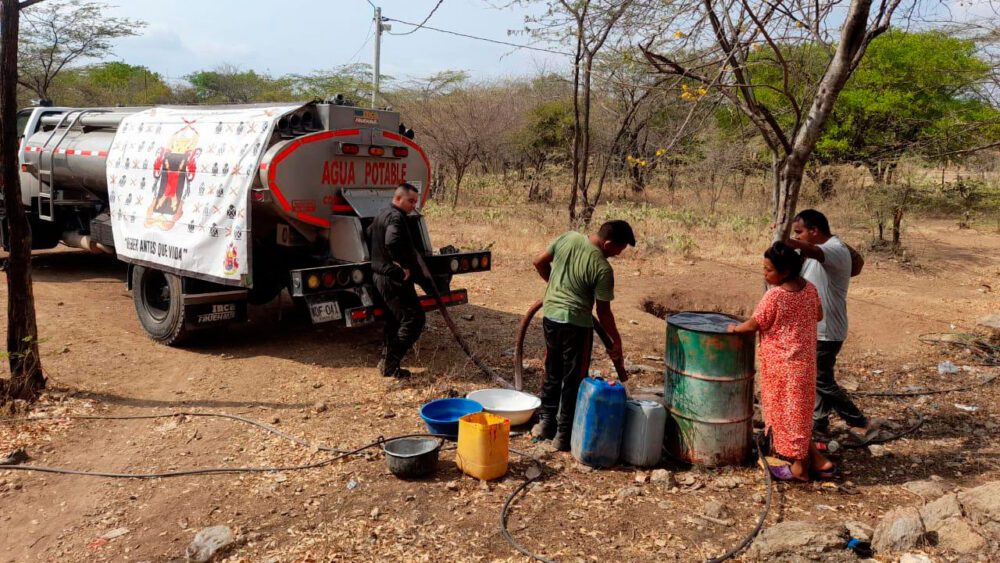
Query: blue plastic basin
420 398 483 437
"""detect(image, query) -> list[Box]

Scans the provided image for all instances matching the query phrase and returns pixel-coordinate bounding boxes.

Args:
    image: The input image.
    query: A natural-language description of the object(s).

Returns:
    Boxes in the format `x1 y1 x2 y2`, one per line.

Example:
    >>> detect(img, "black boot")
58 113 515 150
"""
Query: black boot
551 430 572 452
531 412 556 441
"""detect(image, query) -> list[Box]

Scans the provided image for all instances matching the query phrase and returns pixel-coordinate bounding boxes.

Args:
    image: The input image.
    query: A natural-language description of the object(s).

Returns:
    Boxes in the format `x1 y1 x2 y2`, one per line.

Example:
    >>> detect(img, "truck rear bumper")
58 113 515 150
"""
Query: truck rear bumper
343 288 469 327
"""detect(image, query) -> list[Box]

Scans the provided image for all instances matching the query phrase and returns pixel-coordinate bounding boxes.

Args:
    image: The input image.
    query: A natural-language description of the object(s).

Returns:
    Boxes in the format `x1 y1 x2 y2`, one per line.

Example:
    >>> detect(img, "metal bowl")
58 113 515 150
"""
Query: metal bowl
383 437 442 478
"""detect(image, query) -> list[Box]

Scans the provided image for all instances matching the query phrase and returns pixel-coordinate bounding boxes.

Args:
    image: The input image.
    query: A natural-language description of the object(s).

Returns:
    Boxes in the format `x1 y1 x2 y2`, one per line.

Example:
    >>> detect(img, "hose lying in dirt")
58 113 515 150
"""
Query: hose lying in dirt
414 254 516 390
0 411 352 452
838 407 926 450
496 434 774 563
918 332 1000 366
704 432 774 563
851 373 999 398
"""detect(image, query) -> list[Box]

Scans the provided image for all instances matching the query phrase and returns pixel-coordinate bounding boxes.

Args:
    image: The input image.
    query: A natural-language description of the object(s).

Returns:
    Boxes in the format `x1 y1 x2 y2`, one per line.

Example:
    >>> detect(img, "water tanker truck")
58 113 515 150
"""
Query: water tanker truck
4 101 490 345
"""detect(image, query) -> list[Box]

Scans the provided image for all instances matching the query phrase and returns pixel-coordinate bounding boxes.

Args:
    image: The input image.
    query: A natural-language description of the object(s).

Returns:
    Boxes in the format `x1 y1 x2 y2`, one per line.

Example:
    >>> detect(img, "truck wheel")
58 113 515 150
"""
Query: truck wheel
132 265 189 345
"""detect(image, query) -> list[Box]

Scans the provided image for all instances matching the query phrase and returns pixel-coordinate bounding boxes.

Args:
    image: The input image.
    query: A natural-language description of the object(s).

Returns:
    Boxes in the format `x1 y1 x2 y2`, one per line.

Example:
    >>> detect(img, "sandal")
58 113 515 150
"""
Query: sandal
810 464 840 480
768 463 810 483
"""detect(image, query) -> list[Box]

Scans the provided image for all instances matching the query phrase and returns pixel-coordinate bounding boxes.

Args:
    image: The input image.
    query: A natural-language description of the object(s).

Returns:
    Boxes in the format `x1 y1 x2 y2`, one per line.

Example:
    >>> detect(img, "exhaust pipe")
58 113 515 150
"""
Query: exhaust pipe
61 231 113 255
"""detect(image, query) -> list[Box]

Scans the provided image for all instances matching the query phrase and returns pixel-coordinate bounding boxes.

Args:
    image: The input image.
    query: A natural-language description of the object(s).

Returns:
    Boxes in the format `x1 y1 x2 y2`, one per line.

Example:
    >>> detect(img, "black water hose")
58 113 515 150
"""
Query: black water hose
0 412 456 477
705 432 773 563
513 299 626 392
414 254 516 390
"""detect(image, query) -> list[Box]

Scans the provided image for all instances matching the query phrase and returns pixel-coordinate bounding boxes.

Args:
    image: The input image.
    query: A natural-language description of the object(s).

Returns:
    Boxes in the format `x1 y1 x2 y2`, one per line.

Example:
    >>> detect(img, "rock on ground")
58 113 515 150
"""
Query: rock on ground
933 517 986 554
957 482 1000 532
902 480 947 502
745 521 848 562
873 506 926 554
919 494 962 532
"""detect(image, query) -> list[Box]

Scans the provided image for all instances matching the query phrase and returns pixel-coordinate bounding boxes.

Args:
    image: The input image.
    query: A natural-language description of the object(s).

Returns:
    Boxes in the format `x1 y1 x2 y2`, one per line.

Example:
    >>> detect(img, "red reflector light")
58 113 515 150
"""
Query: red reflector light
251 191 265 202
368 146 385 157
20 164 28 173
392 147 408 158
342 143 359 155
460 258 470 271
322 272 335 287
351 309 368 320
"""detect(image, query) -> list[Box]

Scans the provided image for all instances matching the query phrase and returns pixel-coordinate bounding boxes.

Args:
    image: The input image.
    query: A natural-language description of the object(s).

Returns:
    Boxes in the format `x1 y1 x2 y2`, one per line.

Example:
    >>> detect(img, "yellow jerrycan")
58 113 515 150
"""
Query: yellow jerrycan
456 412 510 480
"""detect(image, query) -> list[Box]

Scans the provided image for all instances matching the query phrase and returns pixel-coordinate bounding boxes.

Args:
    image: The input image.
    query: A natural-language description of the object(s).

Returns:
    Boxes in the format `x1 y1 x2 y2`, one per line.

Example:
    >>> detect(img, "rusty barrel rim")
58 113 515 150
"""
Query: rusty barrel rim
666 310 744 334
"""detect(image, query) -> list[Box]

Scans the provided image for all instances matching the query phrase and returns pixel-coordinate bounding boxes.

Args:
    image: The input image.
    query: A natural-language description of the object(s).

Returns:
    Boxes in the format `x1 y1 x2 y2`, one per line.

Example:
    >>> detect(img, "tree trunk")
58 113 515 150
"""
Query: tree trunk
1 0 45 402
451 162 467 208
567 18 584 226
891 207 903 247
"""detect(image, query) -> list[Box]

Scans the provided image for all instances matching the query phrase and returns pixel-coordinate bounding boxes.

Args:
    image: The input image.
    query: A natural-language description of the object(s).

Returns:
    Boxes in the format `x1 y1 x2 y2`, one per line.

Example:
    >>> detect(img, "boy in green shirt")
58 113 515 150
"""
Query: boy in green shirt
531 220 635 450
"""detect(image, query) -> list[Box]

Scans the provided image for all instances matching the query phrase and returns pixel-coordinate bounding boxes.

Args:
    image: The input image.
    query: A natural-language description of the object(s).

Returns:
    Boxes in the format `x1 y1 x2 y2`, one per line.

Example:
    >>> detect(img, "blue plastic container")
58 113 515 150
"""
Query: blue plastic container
420 398 483 437
571 377 627 467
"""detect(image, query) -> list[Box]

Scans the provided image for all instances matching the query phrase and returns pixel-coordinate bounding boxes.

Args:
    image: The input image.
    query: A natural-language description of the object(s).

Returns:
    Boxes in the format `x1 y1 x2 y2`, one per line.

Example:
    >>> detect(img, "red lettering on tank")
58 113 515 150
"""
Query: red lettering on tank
320 160 356 186
364 161 407 186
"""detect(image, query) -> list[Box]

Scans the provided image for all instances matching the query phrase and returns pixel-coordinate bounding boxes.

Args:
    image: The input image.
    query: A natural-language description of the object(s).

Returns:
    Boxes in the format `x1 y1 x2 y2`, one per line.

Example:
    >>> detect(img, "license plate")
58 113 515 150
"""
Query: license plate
308 300 341 323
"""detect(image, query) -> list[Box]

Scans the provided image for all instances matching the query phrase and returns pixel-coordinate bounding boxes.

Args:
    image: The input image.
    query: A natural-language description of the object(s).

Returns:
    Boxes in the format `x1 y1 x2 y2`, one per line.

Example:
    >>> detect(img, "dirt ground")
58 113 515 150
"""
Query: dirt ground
1 215 999 562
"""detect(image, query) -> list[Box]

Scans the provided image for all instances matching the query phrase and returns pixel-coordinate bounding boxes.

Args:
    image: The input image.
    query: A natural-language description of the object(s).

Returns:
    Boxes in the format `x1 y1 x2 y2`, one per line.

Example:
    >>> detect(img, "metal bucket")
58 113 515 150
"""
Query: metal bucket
664 312 755 466
383 437 442 478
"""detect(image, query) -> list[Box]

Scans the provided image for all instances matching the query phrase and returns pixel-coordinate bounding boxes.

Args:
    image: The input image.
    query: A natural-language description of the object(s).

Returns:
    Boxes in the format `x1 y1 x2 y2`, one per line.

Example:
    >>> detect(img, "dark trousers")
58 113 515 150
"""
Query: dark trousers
814 340 868 430
541 318 594 436
373 273 426 374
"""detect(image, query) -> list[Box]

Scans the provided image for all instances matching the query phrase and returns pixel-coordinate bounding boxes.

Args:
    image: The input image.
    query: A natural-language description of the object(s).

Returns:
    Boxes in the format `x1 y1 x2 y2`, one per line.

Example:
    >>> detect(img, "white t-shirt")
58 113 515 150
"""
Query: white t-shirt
801 235 851 342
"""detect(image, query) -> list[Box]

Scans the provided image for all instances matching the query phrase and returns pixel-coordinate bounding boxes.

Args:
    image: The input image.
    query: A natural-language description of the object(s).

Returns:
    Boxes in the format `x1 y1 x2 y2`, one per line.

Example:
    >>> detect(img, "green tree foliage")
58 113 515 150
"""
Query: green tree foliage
18 0 144 103
288 63 386 105
817 30 1000 168
186 64 293 103
49 62 172 106
518 99 574 163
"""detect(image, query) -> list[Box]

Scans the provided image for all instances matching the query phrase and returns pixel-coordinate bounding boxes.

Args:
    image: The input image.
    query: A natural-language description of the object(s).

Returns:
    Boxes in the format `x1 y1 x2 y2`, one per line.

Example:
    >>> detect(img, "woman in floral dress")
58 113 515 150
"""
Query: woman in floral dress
729 242 835 482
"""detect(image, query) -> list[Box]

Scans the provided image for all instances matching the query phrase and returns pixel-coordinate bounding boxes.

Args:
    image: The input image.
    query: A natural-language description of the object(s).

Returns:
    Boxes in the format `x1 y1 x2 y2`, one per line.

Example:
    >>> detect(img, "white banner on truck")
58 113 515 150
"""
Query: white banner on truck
106 105 301 286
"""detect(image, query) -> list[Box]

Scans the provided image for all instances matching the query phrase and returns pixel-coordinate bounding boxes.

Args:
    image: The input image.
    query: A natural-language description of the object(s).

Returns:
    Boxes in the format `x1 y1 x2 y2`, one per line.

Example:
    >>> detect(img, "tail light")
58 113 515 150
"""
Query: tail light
449 258 460 273
480 255 489 268
351 268 365 284
341 143 359 155
336 269 351 286
368 146 385 157
307 275 321 289
460 258 470 271
392 147 408 158
322 272 335 288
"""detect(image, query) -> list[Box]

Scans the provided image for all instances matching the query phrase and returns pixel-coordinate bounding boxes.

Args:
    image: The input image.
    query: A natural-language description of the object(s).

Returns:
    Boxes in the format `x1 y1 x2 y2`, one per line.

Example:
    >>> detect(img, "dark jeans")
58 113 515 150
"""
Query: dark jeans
541 317 594 436
814 340 868 430
373 273 426 374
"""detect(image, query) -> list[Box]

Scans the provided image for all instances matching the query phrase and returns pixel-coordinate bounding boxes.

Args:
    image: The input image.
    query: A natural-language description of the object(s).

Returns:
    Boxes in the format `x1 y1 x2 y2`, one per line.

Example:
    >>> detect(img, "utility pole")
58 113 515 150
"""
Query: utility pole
372 6 384 109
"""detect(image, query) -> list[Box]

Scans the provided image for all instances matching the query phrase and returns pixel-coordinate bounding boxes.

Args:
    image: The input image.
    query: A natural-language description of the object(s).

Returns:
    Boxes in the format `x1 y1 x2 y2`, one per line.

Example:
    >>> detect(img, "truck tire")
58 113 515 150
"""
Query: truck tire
132 265 189 345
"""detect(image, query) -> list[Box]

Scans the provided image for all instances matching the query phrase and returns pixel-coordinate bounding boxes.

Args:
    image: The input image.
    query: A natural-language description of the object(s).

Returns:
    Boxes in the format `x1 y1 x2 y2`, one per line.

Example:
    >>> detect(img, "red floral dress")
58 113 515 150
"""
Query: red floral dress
753 283 822 460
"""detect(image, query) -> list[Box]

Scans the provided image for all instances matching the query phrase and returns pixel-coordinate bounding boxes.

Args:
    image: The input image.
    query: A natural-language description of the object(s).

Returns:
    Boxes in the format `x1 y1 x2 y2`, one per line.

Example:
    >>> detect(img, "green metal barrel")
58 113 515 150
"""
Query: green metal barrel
664 312 755 466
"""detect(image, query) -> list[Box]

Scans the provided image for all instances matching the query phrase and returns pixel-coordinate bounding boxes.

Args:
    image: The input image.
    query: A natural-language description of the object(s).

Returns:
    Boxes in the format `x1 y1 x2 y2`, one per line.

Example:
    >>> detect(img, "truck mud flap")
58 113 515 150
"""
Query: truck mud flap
183 291 248 329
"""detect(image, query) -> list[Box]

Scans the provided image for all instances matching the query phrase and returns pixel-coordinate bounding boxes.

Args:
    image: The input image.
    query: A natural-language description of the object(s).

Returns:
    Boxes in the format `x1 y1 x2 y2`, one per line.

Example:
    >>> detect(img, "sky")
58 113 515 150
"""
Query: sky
101 0 568 84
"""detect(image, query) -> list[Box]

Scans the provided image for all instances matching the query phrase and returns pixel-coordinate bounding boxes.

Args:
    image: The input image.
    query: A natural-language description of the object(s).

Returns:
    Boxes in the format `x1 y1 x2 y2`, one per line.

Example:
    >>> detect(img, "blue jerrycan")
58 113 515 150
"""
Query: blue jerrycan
571 376 627 467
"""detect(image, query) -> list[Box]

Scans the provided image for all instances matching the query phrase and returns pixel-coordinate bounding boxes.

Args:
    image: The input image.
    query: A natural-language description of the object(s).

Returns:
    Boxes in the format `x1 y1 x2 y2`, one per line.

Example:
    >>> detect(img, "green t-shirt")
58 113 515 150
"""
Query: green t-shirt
542 231 615 328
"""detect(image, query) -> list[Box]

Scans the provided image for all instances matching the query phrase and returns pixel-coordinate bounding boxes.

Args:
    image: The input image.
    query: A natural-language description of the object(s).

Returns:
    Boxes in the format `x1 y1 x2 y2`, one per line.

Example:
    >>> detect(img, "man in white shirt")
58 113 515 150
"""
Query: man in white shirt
787 209 877 444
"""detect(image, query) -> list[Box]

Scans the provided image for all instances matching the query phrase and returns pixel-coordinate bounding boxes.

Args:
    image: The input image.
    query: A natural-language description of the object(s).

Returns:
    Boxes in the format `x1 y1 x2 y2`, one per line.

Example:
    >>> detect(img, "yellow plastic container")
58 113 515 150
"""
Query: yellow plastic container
456 412 510 481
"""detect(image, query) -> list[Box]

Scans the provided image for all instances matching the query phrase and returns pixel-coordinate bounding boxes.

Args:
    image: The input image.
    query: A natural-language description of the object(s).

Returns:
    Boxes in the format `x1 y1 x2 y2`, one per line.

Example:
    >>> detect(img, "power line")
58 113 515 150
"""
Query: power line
347 18 375 65
365 0 376 9
388 0 444 36
382 16 572 56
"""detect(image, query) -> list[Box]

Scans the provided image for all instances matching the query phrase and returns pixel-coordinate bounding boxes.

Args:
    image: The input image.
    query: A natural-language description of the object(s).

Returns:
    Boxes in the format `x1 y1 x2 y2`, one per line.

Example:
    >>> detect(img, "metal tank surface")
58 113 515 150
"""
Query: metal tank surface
664 312 755 466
